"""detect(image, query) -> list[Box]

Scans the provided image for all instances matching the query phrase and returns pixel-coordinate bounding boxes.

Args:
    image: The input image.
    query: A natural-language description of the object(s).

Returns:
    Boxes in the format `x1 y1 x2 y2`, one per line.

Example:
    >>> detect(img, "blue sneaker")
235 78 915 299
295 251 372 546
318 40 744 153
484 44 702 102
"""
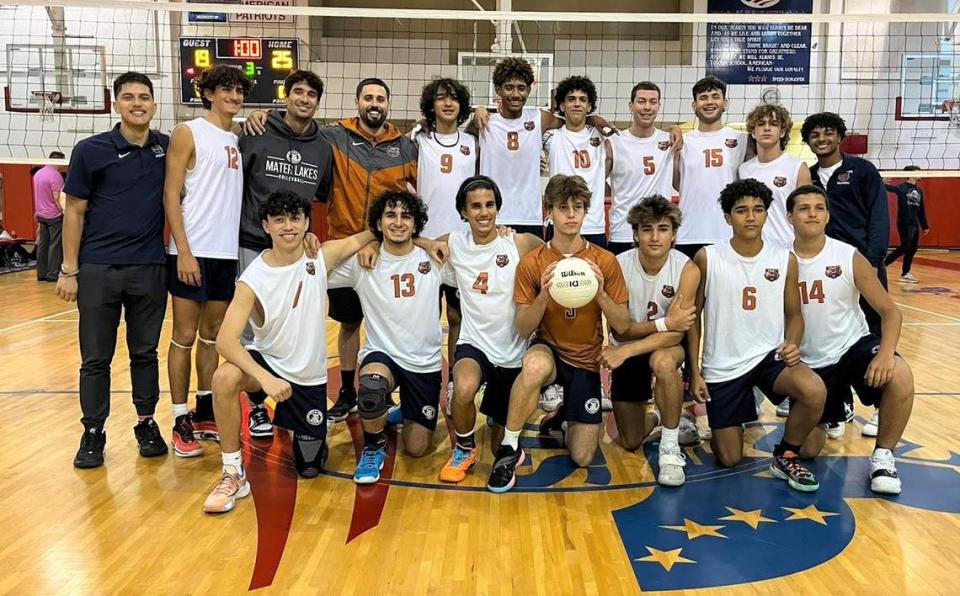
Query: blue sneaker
386 404 403 427
354 444 387 484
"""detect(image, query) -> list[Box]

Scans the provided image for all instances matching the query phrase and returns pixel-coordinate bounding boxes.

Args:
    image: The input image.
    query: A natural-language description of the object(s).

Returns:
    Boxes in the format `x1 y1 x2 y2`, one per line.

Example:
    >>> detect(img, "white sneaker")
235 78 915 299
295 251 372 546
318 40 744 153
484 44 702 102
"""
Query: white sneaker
899 273 919 284
825 421 845 440
776 400 791 417
444 381 454 417
658 445 686 487
539 384 563 412
752 386 766 417
869 450 902 494
679 410 701 446
862 409 879 437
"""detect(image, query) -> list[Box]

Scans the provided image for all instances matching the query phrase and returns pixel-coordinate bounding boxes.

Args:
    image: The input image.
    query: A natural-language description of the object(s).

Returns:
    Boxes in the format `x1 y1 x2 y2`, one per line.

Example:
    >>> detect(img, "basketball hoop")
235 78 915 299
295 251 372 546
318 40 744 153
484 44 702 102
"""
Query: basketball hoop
30 91 63 122
943 99 960 129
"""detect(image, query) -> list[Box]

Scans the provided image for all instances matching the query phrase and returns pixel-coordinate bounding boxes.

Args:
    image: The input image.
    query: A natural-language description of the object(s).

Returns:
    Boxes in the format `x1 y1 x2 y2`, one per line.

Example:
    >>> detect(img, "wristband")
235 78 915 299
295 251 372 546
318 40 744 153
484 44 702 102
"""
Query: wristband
59 266 79 278
655 318 668 333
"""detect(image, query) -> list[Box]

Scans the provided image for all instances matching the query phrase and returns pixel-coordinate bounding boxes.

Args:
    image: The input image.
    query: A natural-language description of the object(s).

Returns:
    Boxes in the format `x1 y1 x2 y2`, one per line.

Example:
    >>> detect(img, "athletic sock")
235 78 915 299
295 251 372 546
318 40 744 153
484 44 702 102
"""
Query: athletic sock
341 370 356 393
363 430 386 449
172 403 189 418
873 447 893 459
661 425 680 450
455 431 476 450
222 450 244 476
502 428 521 451
775 441 801 457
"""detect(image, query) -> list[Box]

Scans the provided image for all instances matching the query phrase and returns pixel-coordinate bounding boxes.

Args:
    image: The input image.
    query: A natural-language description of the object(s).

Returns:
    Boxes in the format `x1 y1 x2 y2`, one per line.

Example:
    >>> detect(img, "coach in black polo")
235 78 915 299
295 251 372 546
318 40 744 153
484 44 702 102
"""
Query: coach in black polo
57 72 170 468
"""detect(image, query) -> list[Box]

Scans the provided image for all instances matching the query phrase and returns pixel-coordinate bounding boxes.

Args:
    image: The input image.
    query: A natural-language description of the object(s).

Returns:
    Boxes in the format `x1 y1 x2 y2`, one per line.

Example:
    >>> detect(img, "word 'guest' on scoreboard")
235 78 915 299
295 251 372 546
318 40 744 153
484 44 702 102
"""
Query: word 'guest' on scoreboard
179 37 299 105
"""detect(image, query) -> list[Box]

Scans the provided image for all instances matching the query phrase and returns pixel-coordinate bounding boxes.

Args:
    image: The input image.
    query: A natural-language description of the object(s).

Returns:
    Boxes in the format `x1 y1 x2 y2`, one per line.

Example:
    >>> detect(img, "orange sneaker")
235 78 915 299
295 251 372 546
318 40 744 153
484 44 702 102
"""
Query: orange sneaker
439 445 478 483
203 469 250 514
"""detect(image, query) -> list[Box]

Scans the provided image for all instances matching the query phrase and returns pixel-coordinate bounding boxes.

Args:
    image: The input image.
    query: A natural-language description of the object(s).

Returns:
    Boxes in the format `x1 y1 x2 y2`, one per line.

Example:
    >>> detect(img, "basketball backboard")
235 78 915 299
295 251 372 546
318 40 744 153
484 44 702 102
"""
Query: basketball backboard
3 43 110 114
457 52 555 109
895 53 959 121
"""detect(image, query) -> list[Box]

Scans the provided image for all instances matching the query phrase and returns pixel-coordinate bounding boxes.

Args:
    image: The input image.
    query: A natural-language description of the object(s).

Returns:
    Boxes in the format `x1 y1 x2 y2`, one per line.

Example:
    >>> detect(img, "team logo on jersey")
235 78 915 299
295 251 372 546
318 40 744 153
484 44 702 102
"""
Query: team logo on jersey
418 261 432 274
661 285 676 298
725 138 739 148
837 171 851 183
764 268 780 281
422 405 437 420
305 409 324 426
590 137 601 147
524 121 535 131
460 145 471 156
152 144 165 157
386 146 401 158
871 344 881 355
658 140 672 151
286 149 302 164
773 176 788 187
584 398 601 415
305 262 316 276
496 254 510 267
825 265 842 278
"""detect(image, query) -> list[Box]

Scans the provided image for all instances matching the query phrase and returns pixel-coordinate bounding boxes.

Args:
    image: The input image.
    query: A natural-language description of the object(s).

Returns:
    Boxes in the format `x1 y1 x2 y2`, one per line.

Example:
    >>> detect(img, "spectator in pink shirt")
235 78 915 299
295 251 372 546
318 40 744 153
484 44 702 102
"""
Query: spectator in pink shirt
33 151 67 281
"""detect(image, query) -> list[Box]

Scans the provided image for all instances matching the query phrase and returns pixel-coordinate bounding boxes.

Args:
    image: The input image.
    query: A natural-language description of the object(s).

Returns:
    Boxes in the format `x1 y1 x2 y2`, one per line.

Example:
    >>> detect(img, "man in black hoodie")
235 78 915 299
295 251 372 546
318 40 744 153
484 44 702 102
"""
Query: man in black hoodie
884 166 929 284
238 70 332 437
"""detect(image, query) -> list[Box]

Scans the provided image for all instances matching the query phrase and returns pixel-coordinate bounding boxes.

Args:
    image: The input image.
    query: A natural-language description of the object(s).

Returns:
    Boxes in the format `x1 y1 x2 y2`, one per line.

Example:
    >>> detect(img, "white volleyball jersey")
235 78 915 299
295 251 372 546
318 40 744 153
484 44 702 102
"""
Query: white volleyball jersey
328 246 443 373
446 231 526 367
416 130 477 238
676 127 748 245
701 241 789 382
479 107 543 226
239 252 328 385
739 153 804 249
796 238 870 369
544 125 607 236
608 129 676 243
615 248 689 342
168 118 243 259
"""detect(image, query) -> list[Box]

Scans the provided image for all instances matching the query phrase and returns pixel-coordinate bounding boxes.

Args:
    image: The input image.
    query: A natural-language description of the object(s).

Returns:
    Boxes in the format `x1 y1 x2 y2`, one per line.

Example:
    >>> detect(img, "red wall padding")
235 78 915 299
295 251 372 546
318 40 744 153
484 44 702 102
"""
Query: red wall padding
0 164 38 241
887 177 960 249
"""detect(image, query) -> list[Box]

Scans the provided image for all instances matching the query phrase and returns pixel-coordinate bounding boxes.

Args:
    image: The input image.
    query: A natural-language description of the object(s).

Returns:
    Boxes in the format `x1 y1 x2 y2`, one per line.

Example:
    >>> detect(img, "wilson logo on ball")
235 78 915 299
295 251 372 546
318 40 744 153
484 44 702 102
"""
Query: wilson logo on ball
549 257 599 308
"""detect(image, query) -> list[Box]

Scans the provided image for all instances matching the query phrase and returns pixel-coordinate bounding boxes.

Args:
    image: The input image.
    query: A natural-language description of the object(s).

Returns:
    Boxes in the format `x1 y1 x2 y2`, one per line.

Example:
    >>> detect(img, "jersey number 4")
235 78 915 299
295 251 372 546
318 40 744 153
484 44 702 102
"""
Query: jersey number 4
391 273 416 298
799 280 825 305
472 272 489 294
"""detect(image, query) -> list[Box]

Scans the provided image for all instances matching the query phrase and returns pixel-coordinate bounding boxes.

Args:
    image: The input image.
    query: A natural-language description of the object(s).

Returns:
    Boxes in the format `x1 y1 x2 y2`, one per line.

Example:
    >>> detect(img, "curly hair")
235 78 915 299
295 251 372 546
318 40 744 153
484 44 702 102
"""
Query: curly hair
455 175 503 218
419 78 471 127
259 190 311 223
553 75 597 116
800 112 847 142
745 103 793 151
543 174 592 213
719 178 773 214
195 65 253 110
627 195 682 232
492 57 534 88
367 190 429 242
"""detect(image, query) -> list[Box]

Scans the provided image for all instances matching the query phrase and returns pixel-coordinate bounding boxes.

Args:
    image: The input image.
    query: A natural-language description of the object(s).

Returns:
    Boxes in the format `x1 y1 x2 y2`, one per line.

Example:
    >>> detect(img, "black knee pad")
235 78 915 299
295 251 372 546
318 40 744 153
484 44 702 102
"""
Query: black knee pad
358 373 390 420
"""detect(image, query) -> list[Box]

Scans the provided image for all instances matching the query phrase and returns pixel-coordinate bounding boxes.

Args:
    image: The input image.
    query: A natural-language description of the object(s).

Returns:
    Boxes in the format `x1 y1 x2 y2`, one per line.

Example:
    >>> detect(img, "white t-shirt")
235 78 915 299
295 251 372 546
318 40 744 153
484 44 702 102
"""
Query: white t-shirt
239 252 328 385
479 106 544 226
416 130 476 239
677 127 748 245
328 246 443 373
701 241 790 382
614 248 689 343
544 125 607 236
817 161 842 188
168 118 243 259
796 237 870 369
608 129 676 243
739 153 804 249
444 231 526 367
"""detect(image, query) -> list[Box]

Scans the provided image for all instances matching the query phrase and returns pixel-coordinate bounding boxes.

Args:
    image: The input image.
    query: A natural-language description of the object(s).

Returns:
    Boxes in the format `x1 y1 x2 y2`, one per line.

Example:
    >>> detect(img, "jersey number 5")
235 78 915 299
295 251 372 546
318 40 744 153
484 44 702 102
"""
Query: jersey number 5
391 273 416 298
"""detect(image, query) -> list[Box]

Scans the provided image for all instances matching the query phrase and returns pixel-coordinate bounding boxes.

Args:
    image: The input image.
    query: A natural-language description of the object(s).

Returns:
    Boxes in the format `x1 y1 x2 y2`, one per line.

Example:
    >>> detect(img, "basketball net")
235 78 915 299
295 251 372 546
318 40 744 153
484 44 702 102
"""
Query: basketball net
31 91 62 122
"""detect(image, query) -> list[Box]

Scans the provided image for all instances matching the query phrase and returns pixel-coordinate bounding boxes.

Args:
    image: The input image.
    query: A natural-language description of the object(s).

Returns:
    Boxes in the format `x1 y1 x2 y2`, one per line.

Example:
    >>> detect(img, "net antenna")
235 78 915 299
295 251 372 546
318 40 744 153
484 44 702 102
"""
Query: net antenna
944 99 960 130
31 91 63 123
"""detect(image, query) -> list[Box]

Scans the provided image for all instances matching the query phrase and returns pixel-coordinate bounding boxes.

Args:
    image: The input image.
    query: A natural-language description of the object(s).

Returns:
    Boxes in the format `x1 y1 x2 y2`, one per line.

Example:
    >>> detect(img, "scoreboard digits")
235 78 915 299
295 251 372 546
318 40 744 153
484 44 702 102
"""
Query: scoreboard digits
179 37 299 105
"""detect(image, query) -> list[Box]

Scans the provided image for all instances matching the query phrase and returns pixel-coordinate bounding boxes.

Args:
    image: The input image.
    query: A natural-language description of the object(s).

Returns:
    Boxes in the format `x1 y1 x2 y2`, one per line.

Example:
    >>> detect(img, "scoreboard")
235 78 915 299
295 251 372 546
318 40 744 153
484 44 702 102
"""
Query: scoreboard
179 37 299 106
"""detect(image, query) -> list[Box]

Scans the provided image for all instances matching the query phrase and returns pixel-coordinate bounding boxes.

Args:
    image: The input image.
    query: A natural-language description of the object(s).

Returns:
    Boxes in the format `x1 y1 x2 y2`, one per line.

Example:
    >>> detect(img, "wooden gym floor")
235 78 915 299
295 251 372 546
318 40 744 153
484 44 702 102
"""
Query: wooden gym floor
1 254 958 595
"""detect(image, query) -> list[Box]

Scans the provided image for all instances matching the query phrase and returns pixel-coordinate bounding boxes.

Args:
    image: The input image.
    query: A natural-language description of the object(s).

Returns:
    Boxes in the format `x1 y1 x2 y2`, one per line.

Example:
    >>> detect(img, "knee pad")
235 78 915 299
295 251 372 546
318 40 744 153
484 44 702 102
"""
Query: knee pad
198 335 216 346
358 374 390 420
170 337 195 350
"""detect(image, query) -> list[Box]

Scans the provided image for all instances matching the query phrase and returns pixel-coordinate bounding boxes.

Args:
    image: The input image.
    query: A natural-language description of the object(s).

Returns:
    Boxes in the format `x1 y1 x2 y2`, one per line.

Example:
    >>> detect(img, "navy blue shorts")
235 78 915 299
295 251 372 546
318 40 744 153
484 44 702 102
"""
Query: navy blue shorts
167 254 236 302
674 243 710 261
361 351 442 430
536 343 604 424
706 350 788 429
246 349 327 439
814 334 890 424
440 283 461 313
610 353 654 403
607 241 634 255
327 287 363 324
454 343 521 427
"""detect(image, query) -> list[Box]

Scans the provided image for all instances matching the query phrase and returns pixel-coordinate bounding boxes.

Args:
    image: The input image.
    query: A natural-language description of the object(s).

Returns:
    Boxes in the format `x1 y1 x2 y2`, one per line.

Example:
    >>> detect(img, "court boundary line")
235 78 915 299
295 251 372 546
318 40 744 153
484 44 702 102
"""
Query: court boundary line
895 302 960 323
0 308 77 334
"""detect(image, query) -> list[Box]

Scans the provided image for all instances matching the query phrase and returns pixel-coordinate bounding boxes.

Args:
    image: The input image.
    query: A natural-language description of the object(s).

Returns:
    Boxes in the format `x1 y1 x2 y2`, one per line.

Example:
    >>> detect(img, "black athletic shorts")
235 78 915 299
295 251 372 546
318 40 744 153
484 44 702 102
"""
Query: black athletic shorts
440 284 461 313
544 225 607 249
610 353 654 403
246 349 327 440
509 224 545 239
674 243 710 261
362 351 442 430
607 241 634 255
535 343 604 424
327 287 363 324
167 255 236 302
706 350 788 429
454 343 521 427
813 334 891 424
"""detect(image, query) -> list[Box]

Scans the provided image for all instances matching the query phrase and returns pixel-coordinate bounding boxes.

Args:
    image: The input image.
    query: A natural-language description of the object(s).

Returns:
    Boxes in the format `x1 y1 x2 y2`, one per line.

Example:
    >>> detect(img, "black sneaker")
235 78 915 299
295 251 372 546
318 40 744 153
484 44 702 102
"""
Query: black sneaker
134 418 168 458
770 450 819 492
538 410 566 446
487 445 525 494
293 434 329 479
248 404 274 439
74 427 106 468
328 388 358 423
